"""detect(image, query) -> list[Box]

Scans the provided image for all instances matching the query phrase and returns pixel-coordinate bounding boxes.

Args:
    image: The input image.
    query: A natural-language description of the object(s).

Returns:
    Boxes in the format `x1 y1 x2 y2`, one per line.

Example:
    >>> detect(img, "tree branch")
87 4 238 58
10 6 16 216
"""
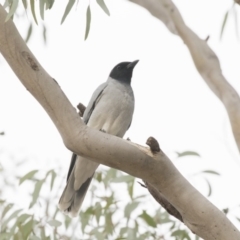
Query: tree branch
0 5 239 239
129 0 240 153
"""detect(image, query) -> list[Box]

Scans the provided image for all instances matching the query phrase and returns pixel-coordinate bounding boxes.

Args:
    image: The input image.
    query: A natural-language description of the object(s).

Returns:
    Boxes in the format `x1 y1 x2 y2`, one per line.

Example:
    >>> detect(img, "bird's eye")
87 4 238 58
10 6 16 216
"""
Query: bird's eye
117 65 122 70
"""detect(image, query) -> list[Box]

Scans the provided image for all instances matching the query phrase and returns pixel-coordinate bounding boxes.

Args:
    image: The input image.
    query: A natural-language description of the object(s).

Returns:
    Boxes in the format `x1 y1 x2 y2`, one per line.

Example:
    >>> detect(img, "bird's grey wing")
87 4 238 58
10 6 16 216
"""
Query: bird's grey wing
83 82 108 124
65 82 108 183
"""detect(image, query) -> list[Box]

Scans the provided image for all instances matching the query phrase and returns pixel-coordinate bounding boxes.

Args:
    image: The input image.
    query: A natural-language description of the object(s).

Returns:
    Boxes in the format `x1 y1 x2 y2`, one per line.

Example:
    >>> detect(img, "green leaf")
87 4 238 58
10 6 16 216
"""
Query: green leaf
128 180 134 200
1 209 22 230
21 218 33 239
111 175 134 183
47 219 62 227
64 215 72 229
22 0 27 9
171 229 191 240
96 0 110 16
5 0 19 22
126 228 137 240
220 11 229 39
25 23 32 43
2 203 13 219
202 170 220 176
61 0 76 24
29 236 41 240
45 0 54 9
85 5 91 40
95 172 102 182
124 202 140 219
176 151 200 158
95 202 102 224
139 210 156 228
205 178 212 197
42 24 47 43
0 233 12 240
46 170 57 190
30 0 38 24
16 213 32 224
80 211 90 232
29 180 45 208
19 170 38 185
39 0 45 20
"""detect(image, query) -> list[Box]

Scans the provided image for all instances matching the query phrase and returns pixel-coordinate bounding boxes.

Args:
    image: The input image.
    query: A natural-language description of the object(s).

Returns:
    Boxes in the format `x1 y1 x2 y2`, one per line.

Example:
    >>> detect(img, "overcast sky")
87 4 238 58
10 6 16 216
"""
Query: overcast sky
1 0 240 231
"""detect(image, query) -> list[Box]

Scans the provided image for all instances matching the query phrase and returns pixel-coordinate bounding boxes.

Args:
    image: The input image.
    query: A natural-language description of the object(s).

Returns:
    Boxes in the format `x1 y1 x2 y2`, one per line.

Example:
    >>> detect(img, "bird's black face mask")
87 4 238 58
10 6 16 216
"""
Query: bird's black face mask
109 60 139 84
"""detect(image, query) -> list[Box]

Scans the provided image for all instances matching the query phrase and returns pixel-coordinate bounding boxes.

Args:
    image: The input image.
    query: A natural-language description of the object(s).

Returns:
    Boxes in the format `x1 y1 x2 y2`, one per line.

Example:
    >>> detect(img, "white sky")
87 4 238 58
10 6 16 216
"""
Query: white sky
1 0 240 233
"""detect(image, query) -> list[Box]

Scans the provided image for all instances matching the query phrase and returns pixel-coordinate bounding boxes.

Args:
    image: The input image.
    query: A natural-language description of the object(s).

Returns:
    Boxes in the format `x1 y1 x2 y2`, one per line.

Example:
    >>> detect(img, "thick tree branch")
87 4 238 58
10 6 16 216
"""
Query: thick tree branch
0 5 240 240
129 0 240 153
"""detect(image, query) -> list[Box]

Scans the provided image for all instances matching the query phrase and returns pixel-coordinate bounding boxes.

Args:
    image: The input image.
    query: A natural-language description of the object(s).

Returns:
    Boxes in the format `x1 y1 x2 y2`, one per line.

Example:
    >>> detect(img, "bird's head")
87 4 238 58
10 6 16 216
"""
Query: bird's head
109 60 139 84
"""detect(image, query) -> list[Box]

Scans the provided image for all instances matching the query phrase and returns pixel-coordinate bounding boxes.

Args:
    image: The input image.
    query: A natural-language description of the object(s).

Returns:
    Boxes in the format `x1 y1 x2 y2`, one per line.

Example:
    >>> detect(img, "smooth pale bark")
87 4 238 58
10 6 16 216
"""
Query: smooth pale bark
129 0 240 154
0 4 239 240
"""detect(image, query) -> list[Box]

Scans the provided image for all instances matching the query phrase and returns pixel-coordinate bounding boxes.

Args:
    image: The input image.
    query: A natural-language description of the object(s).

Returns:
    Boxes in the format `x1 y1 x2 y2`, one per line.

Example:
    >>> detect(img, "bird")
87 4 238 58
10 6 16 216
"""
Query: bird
58 60 139 217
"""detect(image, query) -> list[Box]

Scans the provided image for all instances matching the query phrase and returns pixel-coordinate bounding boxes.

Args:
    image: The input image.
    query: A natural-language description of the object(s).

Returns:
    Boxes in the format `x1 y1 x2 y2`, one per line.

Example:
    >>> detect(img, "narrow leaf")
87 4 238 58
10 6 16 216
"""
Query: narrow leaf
39 0 45 20
85 5 91 40
124 202 140 219
47 219 62 227
19 170 38 185
176 151 200 158
2 203 13 219
111 175 134 183
96 0 110 16
205 178 212 197
202 170 220 176
29 180 45 208
16 213 32 224
45 0 54 9
30 0 38 25
139 210 156 227
29 236 41 240
22 0 27 9
25 23 32 43
61 0 76 24
21 219 34 239
220 11 229 39
1 209 22 230
50 170 57 190
5 0 19 22
42 24 47 43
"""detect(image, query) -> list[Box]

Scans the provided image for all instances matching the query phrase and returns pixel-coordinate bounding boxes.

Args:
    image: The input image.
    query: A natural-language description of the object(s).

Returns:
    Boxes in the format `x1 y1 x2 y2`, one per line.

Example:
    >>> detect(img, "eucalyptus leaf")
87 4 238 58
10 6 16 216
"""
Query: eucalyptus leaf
61 0 76 24
205 178 212 197
96 0 110 16
176 151 200 158
111 175 134 183
124 202 140 219
220 11 229 39
202 170 220 176
39 0 45 20
29 180 45 208
30 0 38 24
22 0 27 9
5 0 19 22
47 219 62 227
25 23 32 43
1 209 22 230
85 5 91 40
19 170 38 185
139 210 157 228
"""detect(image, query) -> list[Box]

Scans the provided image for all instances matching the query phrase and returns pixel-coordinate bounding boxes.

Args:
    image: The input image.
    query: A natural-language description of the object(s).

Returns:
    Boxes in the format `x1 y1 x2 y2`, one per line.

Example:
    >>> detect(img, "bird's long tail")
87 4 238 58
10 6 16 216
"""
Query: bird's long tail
58 154 99 217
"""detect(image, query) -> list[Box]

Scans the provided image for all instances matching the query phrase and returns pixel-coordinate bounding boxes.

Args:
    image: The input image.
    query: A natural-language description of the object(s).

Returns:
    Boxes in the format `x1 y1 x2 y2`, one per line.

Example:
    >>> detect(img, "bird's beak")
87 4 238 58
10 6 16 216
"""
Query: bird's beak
127 60 139 69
